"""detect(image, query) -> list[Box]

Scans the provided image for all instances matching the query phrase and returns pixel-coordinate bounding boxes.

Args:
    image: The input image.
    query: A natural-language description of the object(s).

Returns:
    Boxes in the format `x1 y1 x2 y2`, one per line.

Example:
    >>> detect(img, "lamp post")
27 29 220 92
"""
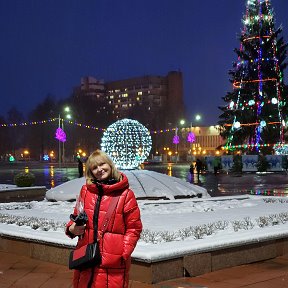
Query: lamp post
56 107 71 167
58 114 62 167
189 114 202 155
179 119 186 161
174 119 185 163
62 107 72 164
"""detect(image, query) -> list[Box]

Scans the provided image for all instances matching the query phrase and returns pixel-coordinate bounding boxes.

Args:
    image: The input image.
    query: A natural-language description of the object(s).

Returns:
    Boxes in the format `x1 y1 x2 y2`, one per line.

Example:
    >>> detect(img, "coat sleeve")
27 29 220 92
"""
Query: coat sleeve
122 189 142 260
65 185 86 239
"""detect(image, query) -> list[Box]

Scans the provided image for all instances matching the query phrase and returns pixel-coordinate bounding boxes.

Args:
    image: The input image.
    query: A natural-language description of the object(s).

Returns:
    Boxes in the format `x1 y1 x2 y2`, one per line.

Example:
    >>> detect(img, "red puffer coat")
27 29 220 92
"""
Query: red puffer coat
66 173 142 288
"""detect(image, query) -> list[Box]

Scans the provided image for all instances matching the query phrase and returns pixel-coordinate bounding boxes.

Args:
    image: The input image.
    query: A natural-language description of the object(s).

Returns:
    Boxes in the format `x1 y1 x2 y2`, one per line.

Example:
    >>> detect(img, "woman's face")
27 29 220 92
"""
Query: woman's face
91 159 112 181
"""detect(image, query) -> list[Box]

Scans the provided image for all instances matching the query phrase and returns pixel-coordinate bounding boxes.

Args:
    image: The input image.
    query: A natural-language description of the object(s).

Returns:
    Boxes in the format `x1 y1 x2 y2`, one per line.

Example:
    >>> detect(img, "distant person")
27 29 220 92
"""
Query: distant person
213 157 221 175
195 158 203 179
77 158 83 178
189 162 194 174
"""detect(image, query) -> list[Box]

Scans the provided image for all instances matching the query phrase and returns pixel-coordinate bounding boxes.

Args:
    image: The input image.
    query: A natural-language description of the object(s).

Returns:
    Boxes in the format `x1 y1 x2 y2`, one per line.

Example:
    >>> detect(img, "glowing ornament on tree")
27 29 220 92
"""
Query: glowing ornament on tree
274 143 288 155
248 100 255 106
101 118 152 169
233 121 241 129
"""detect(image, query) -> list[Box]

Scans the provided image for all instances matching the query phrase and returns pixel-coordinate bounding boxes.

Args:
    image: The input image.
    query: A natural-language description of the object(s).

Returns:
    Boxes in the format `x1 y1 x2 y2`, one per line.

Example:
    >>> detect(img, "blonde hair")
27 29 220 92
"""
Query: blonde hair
85 149 121 184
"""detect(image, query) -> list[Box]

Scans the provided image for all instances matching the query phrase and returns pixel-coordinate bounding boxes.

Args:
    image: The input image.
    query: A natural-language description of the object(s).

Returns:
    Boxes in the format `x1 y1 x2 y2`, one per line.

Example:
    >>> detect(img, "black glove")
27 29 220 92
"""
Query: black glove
70 211 88 226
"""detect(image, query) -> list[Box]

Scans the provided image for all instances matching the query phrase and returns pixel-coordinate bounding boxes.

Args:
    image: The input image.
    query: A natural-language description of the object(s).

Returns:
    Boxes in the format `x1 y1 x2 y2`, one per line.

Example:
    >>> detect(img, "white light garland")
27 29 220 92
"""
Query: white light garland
101 118 152 169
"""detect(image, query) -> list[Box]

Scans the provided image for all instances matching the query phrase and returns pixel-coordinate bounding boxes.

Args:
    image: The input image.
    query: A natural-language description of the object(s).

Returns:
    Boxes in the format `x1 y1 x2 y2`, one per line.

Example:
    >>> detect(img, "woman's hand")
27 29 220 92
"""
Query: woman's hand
69 222 86 236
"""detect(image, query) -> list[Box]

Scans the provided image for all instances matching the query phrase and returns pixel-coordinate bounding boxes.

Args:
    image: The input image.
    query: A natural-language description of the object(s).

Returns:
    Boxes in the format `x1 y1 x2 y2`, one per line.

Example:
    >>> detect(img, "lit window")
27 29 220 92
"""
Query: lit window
138 91 143 96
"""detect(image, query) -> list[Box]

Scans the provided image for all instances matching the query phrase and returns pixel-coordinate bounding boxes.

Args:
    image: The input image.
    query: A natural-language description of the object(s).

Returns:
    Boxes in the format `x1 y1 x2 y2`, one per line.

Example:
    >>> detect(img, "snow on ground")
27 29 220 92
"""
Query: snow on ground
0 184 17 190
1 172 288 263
0 194 288 263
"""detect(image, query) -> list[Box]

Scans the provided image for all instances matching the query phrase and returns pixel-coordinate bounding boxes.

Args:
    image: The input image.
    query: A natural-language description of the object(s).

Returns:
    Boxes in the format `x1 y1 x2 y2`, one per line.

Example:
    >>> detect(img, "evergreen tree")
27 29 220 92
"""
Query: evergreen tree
256 154 270 172
6 107 25 156
28 95 58 160
219 0 288 154
230 154 243 174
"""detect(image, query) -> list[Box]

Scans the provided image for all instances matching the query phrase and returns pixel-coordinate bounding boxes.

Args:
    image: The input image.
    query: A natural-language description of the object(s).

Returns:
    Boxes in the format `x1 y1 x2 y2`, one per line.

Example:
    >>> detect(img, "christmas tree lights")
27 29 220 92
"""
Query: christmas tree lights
101 118 152 169
273 143 288 155
219 0 288 153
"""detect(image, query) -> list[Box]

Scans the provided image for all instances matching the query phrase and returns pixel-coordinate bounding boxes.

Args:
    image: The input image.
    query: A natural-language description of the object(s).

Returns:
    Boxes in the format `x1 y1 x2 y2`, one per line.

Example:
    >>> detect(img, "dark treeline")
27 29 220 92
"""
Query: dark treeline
0 92 168 161
0 93 113 161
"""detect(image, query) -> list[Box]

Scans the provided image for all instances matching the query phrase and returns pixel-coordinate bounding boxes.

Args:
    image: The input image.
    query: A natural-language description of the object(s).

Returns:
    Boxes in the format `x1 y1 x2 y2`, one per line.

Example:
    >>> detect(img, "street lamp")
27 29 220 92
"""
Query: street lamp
23 150 30 161
195 114 201 122
179 119 185 126
190 114 201 131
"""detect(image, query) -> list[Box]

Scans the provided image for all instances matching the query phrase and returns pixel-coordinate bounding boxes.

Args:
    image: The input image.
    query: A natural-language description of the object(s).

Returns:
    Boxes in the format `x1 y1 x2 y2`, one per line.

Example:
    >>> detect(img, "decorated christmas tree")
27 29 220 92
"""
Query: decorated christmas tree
219 0 288 153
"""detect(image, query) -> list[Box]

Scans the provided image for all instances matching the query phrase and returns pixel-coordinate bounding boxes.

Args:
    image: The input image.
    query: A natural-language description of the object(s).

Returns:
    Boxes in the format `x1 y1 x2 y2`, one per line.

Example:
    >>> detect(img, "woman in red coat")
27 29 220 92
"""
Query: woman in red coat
66 149 142 288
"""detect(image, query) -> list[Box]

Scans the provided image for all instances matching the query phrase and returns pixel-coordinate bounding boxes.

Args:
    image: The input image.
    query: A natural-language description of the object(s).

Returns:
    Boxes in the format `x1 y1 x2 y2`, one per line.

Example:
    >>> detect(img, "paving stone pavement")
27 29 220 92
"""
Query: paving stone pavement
1 251 288 288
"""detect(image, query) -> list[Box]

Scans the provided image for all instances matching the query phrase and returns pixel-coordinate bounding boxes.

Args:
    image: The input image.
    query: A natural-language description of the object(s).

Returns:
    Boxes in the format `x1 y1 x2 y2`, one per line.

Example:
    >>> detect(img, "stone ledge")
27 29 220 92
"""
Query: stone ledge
0 186 47 202
0 235 287 284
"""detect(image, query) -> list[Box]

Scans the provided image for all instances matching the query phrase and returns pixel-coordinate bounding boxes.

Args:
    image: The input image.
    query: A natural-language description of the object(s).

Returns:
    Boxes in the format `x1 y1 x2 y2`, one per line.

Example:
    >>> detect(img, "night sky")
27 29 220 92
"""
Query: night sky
1 0 288 126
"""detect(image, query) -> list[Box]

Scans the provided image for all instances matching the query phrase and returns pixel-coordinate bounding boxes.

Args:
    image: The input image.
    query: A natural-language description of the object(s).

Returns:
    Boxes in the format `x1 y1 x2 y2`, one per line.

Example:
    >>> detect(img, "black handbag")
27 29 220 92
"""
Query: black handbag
69 242 101 270
69 186 120 270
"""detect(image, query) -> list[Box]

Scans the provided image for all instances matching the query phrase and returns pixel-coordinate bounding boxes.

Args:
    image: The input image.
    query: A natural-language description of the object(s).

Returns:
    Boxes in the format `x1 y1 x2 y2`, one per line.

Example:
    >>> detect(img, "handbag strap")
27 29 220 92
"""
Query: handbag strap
98 194 120 239
93 183 120 241
93 184 103 242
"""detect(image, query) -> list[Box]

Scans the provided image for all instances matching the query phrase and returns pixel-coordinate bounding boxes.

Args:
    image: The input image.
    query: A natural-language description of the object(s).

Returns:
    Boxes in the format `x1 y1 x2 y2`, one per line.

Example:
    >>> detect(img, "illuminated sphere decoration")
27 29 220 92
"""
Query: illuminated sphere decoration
101 118 152 169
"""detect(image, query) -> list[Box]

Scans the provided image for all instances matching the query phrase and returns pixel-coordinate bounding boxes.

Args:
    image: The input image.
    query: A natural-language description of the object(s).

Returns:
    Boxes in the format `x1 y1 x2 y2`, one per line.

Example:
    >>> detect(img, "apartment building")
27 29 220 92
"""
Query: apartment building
105 71 185 128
